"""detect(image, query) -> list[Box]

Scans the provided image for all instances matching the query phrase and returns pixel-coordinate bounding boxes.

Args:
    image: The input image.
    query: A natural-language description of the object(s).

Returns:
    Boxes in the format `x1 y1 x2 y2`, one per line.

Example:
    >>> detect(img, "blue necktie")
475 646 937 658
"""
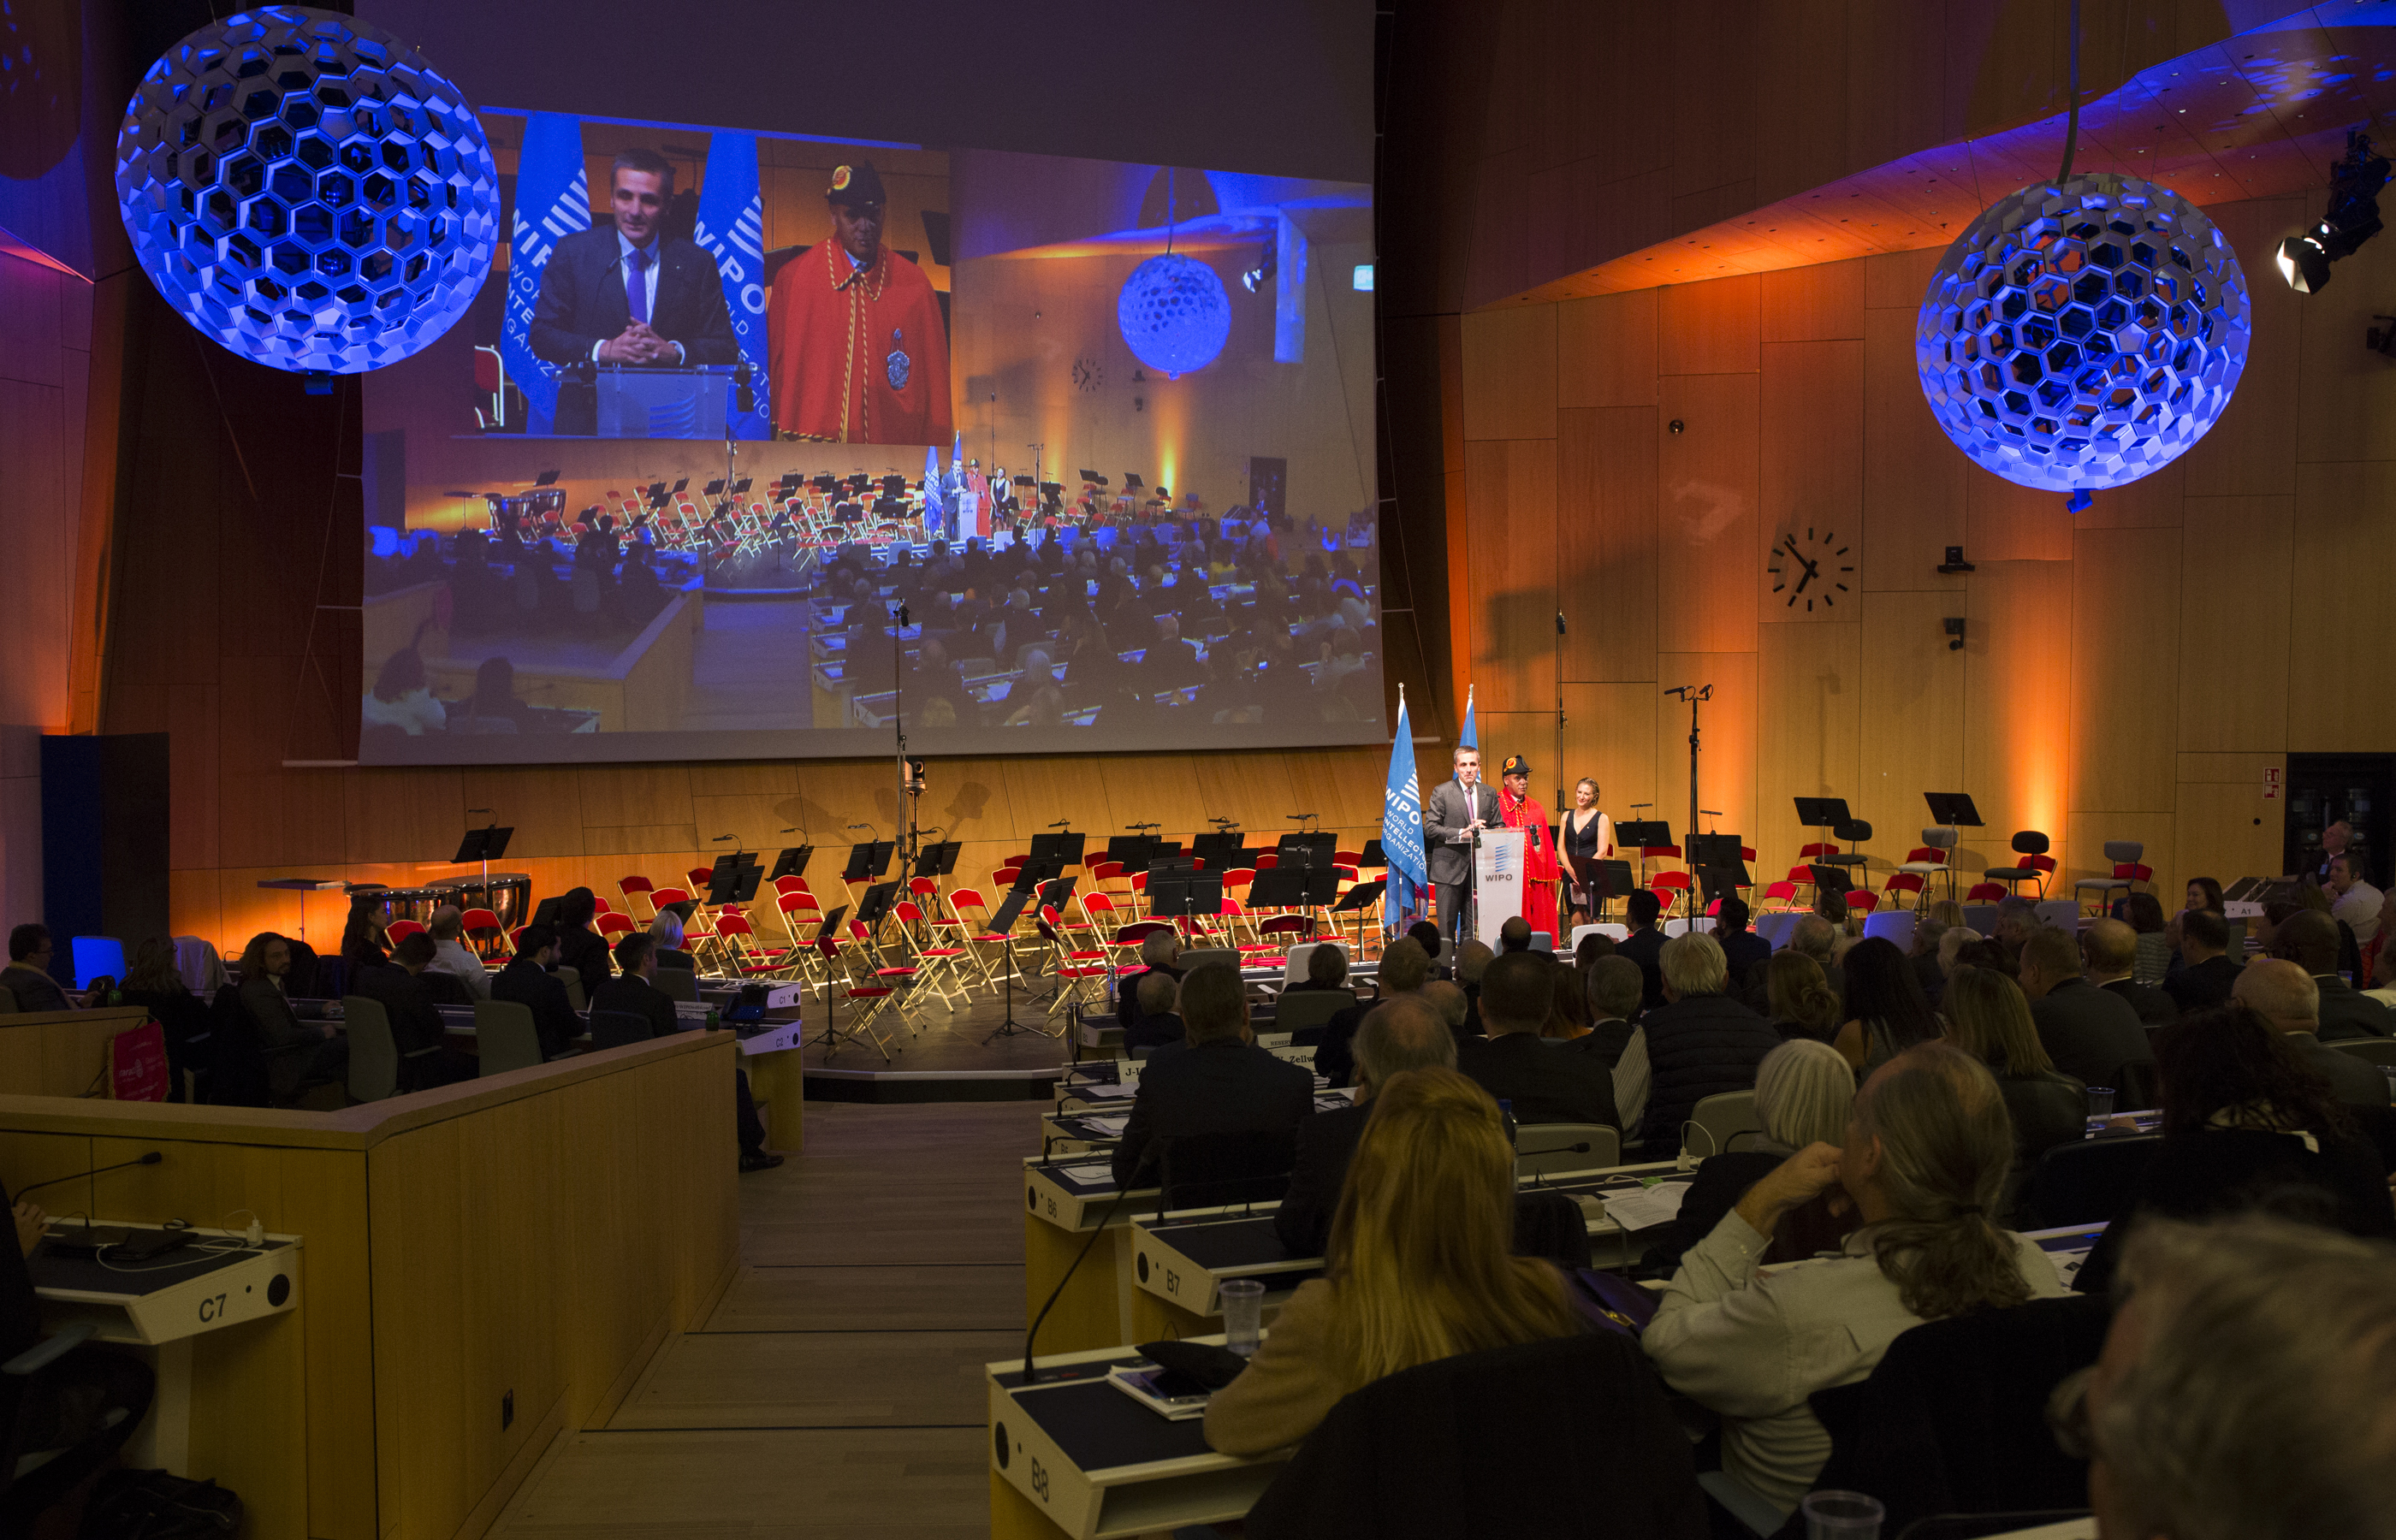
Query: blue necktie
626 245 650 325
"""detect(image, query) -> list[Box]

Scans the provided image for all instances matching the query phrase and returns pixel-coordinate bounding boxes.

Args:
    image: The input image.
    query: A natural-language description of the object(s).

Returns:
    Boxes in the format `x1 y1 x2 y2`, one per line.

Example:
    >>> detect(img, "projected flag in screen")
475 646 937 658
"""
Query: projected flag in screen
501 113 590 435
692 133 771 441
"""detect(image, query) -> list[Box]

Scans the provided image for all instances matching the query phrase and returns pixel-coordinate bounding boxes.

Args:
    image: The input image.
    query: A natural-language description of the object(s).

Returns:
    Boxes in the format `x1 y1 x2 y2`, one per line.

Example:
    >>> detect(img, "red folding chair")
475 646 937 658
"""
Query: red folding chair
1883 873 1927 912
892 900 971 1007
715 913 798 979
848 919 927 1032
617 874 658 922
1035 914 1108 1018
1965 882 2008 903
1761 880 1801 911
596 911 636 939
1649 870 1694 919
387 919 426 944
1843 890 1879 915
460 907 505 959
801 933 898 1063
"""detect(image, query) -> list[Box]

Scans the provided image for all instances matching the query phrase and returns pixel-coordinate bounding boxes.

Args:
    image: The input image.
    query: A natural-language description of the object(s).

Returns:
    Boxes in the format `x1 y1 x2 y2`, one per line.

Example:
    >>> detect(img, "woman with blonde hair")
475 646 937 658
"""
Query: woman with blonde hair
1764 951 1841 1044
1205 1067 1584 1454
1941 964 2085 1217
1646 1042 2067 1519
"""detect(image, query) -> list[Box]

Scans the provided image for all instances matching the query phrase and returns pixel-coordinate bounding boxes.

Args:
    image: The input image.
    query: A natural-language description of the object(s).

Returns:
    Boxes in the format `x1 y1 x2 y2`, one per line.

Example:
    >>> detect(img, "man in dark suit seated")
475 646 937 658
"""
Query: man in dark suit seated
1636 933 1777 1152
2162 908 2242 1015
528 147 737 435
590 933 680 1039
0 926 69 1014
353 933 476 1090
2085 917 2179 1026
1712 897 1771 984
1116 932 1183 1040
1112 962 1314 1188
1314 937 1432 1087
2019 925 2156 1100
1274 997 1456 1256
492 925 582 1060
2234 959 2393 1108
1456 951 1620 1128
1616 890 1669 1010
2275 909 2395 1041
1124 970 1184 1051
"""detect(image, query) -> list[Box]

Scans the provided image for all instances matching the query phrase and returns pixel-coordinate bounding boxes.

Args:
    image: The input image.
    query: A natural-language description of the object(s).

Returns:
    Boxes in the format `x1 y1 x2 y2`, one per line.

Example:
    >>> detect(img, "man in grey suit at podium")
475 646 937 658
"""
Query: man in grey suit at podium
1424 744 1503 945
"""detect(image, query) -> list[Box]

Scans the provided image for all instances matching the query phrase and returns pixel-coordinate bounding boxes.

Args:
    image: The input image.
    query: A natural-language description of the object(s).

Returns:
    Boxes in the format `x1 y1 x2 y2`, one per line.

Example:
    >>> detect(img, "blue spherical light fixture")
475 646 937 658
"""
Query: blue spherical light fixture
114 5 498 375
1118 252 1231 379
1915 173 2250 502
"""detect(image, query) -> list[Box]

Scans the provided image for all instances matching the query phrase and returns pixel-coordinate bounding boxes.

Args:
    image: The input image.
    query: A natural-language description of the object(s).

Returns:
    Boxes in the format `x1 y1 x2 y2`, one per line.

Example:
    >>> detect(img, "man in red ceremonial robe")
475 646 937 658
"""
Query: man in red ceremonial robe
1497 754 1560 940
767 159 953 446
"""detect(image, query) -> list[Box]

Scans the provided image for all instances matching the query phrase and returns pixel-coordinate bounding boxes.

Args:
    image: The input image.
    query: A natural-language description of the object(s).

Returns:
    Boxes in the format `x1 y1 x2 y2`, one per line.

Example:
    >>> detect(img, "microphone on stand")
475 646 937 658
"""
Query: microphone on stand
15 1152 163 1199
1515 1141 1592 1187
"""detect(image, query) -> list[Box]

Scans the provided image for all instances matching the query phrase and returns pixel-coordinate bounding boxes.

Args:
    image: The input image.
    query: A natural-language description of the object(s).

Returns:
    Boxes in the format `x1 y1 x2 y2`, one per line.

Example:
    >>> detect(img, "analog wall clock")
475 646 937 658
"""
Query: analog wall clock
1768 525 1855 613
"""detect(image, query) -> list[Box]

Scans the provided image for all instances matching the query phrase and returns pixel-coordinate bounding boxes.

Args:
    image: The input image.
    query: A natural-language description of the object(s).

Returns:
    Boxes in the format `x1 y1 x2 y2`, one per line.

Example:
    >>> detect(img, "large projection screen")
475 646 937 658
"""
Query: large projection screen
356 0 1378 767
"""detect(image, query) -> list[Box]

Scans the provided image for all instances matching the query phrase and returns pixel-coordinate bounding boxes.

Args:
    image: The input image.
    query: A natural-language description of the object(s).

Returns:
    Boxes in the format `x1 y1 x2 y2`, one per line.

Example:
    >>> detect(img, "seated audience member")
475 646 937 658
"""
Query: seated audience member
2073 1005 2394 1294
553 887 614 986
1712 897 1770 987
1274 997 1456 1255
1405 919 1444 968
2020 925 2154 1100
120 936 211 1100
353 933 475 1089
1112 962 1314 1187
1764 951 1842 1044
1990 895 2041 958
339 897 391 974
1574 931 1617 972
1316 937 1430 1087
1940 964 2087 1218
1117 931 1183 1038
2121 891 2173 984
591 933 680 1039
423 906 492 1000
2161 906 2241 1016
2327 852 2385 945
1544 959 1592 1040
1636 933 1780 1152
493 924 581 1059
2274 909 2395 1041
1644 1042 2070 1519
1456 952 1620 1128
2073 1216 2396 1540
1420 980 1469 1041
1124 971 1184 1051
1640 1039 1857 1274
1456 939 1493 1034
648 909 697 974
0 925 69 1013
1564 955 1642 1069
1207 1067 1585 1456
1498 915 1534 954
1618 890 1669 1009
1286 944 1350 992
1833 936 1942 1072
2233 958 2392 1110
1770 913 1845 1010
1909 900 1963 1002
2085 916 2177 1026
237 931 347 1098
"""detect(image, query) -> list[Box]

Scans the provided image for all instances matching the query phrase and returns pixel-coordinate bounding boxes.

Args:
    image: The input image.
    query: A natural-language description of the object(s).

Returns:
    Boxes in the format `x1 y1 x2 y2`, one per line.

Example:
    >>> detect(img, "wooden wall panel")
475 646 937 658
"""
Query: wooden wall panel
1758 258 1865 342
1460 304 1558 441
1859 305 1965 593
2178 495 2291 753
1557 290 1658 408
2179 196 2305 498
1856 589 1966 883
1658 275 1759 376
342 768 465 867
2068 527 2180 814
456 768 586 860
1758 622 1860 880
1192 754 1301 838
1657 373 1759 654
1967 468 2074 563
2290 461 2396 750
1759 340 1864 623
1559 683 1659 826
1557 407 1659 681
1464 438 1560 712
1655 651 1757 853
2173 773 2286 903
2295 192 2396 468
1961 561 2073 880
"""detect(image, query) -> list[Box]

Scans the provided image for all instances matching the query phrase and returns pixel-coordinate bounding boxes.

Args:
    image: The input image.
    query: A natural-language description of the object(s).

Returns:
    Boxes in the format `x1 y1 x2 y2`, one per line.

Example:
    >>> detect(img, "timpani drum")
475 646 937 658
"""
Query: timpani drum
455 872 533 931
371 885 455 924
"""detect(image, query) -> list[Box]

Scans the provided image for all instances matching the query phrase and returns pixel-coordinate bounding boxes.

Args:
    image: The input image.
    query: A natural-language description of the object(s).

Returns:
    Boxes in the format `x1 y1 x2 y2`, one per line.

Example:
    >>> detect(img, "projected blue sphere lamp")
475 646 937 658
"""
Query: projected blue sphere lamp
1118 252 1231 379
113 5 498 376
1915 172 2250 512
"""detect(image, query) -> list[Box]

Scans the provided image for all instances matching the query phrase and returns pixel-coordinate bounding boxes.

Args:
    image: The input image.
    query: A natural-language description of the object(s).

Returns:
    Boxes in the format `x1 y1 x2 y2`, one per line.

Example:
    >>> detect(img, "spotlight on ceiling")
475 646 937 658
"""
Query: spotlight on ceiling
1241 239 1278 294
2280 130 2390 294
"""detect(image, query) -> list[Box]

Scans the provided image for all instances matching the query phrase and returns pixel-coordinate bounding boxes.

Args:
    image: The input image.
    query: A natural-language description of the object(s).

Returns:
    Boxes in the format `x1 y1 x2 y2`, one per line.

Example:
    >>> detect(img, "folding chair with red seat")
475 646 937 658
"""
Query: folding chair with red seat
1966 881 2008 903
1247 913 1315 965
848 919 928 1032
1035 912 1109 1018
387 919 427 945
1844 890 1880 915
596 911 637 940
460 907 506 959
770 874 812 898
891 901 972 1007
1648 870 1694 919
945 888 1020 987
714 913 798 980
617 874 659 922
801 933 898 1063
1883 872 1927 912
1761 880 1801 910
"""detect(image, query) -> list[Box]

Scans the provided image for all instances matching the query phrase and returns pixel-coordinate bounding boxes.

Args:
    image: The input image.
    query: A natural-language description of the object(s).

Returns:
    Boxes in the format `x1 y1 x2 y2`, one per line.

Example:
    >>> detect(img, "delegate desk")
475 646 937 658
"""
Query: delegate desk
995 1223 2114 1540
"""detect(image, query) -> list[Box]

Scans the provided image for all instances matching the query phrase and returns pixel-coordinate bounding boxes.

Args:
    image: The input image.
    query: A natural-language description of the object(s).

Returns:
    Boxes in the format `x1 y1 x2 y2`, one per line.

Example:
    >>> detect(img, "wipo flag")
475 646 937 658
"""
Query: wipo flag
691 133 770 441
1383 687 1428 934
501 113 589 434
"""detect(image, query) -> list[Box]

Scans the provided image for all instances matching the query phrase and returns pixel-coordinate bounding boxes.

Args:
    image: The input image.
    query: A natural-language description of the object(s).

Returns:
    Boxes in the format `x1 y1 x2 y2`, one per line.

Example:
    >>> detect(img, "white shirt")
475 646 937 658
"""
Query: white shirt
1609 1022 1649 1131
2333 880 2384 944
426 937 491 999
590 230 686 364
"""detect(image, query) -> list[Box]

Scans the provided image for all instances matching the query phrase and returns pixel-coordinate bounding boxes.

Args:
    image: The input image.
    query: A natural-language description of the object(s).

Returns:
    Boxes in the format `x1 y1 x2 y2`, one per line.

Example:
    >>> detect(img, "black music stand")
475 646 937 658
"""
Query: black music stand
856 880 902 944
770 846 815 880
1794 797 1852 854
1106 833 1163 868
1357 838 1387 868
1615 820 1672 849
912 841 961 880
707 863 762 907
978 884 1053 1043
1277 831 1337 859
1808 864 1856 904
1329 877 1386 951
1687 832 1752 906
843 841 897 884
1925 793 1984 828
1029 831 1087 868
452 826 513 864
1584 858 1637 916
1146 870 1223 921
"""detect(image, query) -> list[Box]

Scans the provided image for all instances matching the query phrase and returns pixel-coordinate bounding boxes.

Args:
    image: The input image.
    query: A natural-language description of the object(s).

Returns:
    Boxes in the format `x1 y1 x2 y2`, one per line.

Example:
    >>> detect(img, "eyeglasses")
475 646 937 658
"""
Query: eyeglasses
2046 1365 2095 1460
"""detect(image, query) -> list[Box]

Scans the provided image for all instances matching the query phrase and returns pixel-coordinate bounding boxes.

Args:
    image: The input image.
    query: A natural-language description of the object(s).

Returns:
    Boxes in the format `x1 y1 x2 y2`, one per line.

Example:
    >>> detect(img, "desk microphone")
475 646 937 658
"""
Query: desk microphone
1023 1146 1159 1387
14 1152 163 1199
1515 1141 1592 1186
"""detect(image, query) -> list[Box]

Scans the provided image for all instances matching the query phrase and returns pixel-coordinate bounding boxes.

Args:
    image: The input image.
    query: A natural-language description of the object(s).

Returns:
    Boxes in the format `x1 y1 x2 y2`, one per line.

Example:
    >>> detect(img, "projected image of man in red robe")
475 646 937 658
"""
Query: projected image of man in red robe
766 159 953 445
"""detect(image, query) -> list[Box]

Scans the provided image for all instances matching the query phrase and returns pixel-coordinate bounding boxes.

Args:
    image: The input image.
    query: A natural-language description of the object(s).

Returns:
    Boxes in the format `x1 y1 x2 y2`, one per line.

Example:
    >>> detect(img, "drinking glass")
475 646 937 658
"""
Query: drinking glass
1801 1490 1884 1540
2085 1086 2116 1119
1220 1278 1265 1357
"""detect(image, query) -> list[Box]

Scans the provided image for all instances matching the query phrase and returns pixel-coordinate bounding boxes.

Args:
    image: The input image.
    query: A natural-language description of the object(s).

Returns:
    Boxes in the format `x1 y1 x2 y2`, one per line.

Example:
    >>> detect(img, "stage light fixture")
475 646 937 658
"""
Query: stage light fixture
1240 239 1277 294
2276 131 2388 295
1117 252 1230 378
114 5 498 375
1915 172 2251 502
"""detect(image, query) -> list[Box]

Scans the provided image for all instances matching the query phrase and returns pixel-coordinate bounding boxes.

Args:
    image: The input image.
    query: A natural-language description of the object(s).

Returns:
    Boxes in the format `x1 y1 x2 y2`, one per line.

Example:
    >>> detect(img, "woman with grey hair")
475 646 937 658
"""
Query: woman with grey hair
1637 1038 1857 1276
648 906 697 972
1645 1042 2070 1520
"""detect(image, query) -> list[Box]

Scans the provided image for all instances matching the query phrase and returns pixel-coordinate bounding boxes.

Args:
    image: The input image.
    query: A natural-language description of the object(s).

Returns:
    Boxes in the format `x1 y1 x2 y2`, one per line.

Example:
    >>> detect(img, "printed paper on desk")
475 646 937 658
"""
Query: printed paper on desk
1082 1115 1130 1134
1600 1181 1692 1231
1058 1164 1115 1185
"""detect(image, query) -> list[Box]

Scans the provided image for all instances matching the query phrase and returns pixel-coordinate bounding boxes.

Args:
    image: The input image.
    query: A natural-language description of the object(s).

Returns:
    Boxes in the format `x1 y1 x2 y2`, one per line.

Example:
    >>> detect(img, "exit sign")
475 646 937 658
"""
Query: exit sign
2264 767 2282 800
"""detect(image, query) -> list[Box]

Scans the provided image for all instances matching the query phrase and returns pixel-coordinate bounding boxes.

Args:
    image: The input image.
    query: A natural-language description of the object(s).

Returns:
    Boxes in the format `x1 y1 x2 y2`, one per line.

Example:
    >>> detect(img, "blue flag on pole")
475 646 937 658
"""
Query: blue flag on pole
1383 691 1428 934
501 113 589 435
1459 684 1477 751
691 133 770 441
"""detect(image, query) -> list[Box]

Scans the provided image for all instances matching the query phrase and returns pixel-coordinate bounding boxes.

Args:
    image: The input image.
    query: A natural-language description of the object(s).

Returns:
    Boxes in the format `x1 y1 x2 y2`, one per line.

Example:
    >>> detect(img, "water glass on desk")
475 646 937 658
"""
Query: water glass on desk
2085 1086 2116 1119
1801 1490 1884 1540
1220 1278 1265 1358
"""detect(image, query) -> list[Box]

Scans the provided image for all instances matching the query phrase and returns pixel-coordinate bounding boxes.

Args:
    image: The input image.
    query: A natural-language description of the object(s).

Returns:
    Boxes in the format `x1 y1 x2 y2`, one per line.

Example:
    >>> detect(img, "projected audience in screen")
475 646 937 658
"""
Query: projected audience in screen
766 160 953 447
528 148 738 434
